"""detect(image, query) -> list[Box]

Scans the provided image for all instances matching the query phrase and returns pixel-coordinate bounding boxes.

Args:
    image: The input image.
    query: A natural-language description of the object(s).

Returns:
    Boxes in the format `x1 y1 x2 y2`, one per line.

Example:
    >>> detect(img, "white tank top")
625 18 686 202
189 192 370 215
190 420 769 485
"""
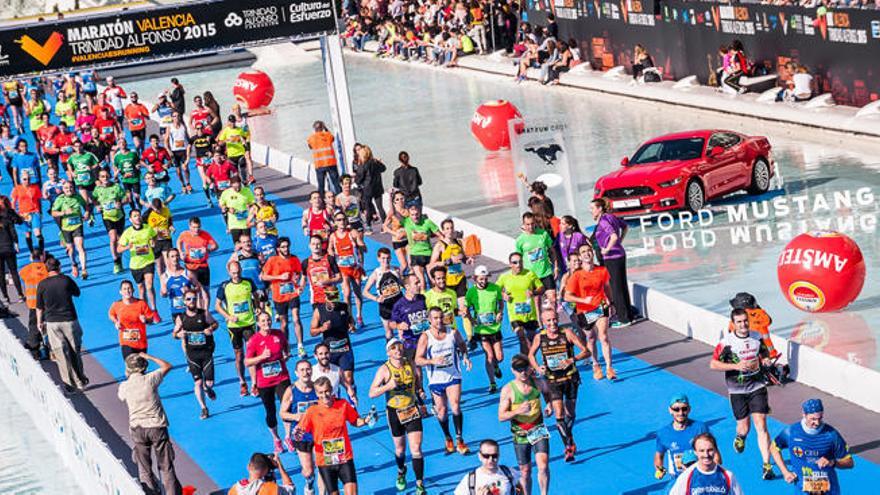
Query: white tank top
425 330 460 385
312 362 342 396
168 124 188 151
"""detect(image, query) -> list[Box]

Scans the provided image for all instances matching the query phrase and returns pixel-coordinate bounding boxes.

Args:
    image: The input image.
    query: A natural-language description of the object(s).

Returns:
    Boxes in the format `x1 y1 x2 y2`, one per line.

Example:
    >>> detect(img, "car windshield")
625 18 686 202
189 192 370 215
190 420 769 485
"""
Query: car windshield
629 138 705 165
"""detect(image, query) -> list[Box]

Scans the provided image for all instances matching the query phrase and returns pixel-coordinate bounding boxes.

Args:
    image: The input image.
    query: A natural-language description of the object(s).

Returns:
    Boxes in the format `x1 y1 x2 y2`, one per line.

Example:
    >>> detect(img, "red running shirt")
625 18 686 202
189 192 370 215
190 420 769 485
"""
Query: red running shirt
246 330 290 388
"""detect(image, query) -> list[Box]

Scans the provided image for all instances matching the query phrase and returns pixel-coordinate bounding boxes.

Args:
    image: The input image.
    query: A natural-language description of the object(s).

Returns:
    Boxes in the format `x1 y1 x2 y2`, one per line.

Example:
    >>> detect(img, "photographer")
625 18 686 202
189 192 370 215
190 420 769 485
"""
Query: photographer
228 452 296 495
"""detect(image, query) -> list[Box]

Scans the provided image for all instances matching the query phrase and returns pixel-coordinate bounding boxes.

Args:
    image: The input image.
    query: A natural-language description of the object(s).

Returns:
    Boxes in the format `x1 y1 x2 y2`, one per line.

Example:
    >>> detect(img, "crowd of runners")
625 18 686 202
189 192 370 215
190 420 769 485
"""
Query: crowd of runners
0 69 858 495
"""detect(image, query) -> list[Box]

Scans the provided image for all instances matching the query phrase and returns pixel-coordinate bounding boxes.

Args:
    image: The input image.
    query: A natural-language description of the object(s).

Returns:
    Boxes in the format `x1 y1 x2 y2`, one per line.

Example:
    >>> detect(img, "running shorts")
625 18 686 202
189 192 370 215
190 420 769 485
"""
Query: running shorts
273 298 301 317
539 274 556 291
191 266 210 288
449 278 467 298
546 375 580 402
730 387 770 420
329 349 355 372
228 324 255 350
392 240 408 251
103 217 125 235
186 350 215 382
131 128 146 143
477 332 502 344
153 239 173 257
318 460 357 489
61 226 84 244
410 255 431 267
514 436 550 465
131 263 155 284
387 405 423 437
428 378 461 397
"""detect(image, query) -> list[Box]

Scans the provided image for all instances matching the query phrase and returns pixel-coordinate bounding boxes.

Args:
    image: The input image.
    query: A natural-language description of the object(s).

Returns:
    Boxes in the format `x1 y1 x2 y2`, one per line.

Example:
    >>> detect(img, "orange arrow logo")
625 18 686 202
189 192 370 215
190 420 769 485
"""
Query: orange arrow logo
16 31 63 66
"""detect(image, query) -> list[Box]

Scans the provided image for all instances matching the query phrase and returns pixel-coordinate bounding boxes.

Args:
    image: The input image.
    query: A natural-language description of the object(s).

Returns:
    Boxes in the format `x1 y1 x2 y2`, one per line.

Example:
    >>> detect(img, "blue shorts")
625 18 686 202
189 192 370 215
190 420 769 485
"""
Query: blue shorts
21 213 41 233
429 378 461 397
329 350 355 372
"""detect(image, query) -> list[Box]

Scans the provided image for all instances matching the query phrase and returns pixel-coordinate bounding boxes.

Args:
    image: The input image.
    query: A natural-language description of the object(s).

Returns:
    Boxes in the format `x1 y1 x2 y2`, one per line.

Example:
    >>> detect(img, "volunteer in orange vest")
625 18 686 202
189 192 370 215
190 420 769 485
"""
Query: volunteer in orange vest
306 121 341 197
20 249 51 359
228 452 296 495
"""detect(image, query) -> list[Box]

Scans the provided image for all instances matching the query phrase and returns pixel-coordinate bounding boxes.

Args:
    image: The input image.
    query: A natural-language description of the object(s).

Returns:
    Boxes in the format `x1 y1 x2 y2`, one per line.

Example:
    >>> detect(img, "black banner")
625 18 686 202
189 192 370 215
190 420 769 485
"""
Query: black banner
527 1 880 106
0 0 337 77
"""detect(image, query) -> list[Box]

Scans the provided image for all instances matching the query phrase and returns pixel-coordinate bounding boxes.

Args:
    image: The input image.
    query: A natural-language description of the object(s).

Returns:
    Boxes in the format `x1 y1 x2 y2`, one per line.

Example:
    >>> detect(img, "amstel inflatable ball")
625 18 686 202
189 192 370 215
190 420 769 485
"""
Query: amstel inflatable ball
233 70 275 109
470 100 522 151
777 231 865 312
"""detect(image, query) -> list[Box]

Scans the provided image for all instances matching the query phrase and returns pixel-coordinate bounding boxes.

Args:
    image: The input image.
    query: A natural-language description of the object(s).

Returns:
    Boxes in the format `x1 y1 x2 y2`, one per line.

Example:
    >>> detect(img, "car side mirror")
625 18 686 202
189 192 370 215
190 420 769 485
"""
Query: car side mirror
708 146 724 158
620 156 629 166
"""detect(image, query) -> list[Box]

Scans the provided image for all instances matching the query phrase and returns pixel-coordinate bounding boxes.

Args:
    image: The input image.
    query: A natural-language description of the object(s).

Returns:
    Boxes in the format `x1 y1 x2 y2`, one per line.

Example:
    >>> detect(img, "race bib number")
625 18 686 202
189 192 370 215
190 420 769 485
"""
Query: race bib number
104 200 118 211
322 437 346 465
154 170 168 180
76 171 91 183
802 469 830 493
514 302 531 315
217 180 230 190
134 244 151 256
435 352 454 368
102 126 113 135
261 360 282 378
528 247 544 263
412 231 428 242
122 328 140 342
412 319 429 335
545 352 568 371
171 296 184 309
328 338 351 354
338 255 356 267
447 262 463 275
396 404 421 424
234 210 248 221
66 216 82 227
174 139 185 148
186 332 206 346
188 247 205 260
232 301 250 314
478 313 496 325
526 424 550 445
130 118 143 127
581 306 604 324
297 400 318 414
673 453 685 472
279 282 298 295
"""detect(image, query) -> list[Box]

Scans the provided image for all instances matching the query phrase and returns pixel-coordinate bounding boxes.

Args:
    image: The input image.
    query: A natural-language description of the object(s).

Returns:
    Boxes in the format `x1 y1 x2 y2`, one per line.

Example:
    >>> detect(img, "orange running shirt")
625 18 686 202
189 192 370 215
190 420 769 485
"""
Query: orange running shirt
298 399 359 467
108 299 155 349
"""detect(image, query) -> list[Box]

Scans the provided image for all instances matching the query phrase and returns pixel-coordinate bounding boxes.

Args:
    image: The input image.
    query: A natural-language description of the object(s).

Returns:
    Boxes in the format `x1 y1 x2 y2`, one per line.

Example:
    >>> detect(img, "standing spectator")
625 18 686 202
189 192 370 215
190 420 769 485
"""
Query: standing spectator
468 1 489 54
589 198 634 327
168 78 186 116
20 250 50 360
392 151 423 201
36 257 89 393
307 121 341 197
454 439 521 495
0 195 25 303
354 145 387 232
203 91 223 136
118 352 182 495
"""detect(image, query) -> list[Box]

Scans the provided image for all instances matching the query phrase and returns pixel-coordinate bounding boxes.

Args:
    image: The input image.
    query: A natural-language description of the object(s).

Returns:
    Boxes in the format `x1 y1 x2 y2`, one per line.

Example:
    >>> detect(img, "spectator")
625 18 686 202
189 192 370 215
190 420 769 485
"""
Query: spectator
546 40 573 85
454 439 521 495
468 1 489 54
722 39 749 94
392 150 423 201
589 198 634 328
567 38 582 64
307 120 341 197
515 37 539 82
539 40 560 85
118 352 183 495
0 195 25 303
20 250 50 360
36 257 89 394
354 145 387 231
791 65 814 101
168 77 186 115
227 453 296 495
631 44 656 81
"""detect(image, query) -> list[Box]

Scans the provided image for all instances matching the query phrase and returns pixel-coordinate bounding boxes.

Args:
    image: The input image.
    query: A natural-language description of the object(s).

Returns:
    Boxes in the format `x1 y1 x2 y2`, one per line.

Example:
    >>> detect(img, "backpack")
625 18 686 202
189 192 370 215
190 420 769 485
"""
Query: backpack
468 465 520 495
463 233 482 257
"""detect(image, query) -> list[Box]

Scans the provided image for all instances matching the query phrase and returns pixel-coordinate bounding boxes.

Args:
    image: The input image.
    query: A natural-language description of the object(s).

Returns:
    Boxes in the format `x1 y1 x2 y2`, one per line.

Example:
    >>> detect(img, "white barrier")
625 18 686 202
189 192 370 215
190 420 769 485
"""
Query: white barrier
0 322 143 494
257 139 880 413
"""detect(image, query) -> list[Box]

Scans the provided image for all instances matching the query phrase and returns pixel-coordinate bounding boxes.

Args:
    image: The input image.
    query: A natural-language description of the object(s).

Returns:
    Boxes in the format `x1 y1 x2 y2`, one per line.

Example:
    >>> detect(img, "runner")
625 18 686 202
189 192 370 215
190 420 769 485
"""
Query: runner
189 123 215 205
415 306 472 455
145 198 174 274
54 91 77 133
151 93 174 137
528 308 589 462
668 433 744 495
771 399 854 495
228 233 269 317
335 174 364 232
497 252 543 355
108 279 157 359
363 247 404 341
65 139 100 222
101 76 127 122
172 287 218 419
160 248 201 322
117 209 159 316
302 191 332 247
164 112 192 193
515 212 557 307
453 439 522 495
654 394 718 484
279 359 321 495
368 338 428 494
310 292 358 407
294 376 376 495
177 216 218 304
465 265 505 393
112 137 143 207
429 218 474 346
50 180 90 278
204 148 238 204
219 175 255 244
710 308 776 480
217 114 253 183
123 91 150 151
245 311 292 453
328 211 366 327
252 221 279 264
312 342 357 405
402 200 438 290
250 186 279 236
142 134 172 185
557 251 581 334
303 235 342 309
2 79 24 132
564 244 615 380
215 260 258 396
382 190 410 274
92 169 128 274
189 95 219 136
391 274 430 396
93 105 121 147
424 265 464 349
35 113 59 172
498 354 550 495
41 167 65 245
261 237 307 355
10 170 43 258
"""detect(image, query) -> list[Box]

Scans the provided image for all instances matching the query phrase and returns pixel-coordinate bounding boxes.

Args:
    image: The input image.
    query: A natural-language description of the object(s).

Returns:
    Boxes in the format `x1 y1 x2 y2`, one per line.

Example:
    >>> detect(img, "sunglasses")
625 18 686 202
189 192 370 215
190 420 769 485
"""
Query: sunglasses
184 296 197 302
671 406 689 412
512 366 530 373
510 260 523 265
480 452 499 460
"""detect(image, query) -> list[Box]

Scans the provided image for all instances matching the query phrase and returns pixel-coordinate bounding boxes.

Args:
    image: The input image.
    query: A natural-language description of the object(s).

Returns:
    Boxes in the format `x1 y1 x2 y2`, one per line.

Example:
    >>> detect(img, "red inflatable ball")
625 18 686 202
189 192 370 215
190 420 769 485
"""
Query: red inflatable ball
470 100 522 151
777 231 866 312
233 70 275 109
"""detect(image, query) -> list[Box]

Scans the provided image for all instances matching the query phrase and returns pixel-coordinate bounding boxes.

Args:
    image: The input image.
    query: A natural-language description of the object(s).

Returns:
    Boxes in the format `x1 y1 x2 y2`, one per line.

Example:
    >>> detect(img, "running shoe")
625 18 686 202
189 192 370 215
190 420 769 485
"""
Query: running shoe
494 366 502 379
444 438 455 454
762 463 775 480
205 387 216 400
456 439 470 455
357 317 365 329
467 338 477 352
239 382 248 397
733 435 746 454
395 467 407 491
606 367 618 380
200 408 209 420
592 365 604 381
488 382 497 394
81 270 88 280
273 438 284 454
247 176 256 185
415 485 427 495
564 445 575 462
152 313 161 324
251 384 259 397
284 436 295 453
610 321 632 329
298 345 307 358
113 262 123 274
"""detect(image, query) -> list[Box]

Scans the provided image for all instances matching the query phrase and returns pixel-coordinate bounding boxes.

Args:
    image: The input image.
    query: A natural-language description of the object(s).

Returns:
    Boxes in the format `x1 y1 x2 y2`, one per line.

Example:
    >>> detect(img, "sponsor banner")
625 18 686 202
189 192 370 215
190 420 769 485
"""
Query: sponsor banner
509 118 577 218
530 1 880 106
0 322 144 494
0 0 337 77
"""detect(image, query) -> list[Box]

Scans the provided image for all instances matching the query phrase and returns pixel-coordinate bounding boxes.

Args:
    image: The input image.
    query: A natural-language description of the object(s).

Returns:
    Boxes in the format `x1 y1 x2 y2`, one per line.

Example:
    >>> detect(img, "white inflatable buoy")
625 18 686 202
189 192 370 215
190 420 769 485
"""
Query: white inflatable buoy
535 173 564 188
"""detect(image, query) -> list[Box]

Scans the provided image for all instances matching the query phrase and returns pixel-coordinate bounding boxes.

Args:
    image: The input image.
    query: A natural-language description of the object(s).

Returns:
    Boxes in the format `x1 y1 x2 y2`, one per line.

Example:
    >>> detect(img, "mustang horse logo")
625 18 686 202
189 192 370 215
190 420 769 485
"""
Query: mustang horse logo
525 144 563 166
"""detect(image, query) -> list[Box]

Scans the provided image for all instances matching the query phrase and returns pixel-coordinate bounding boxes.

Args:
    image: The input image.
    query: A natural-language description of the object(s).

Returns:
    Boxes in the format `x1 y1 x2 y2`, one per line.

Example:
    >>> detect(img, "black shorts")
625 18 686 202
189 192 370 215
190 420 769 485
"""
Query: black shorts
186 350 215 382
379 303 394 321
387 405 423 437
539 274 557 291
131 263 155 284
730 387 770 420
77 183 95 193
477 332 503 344
171 150 187 167
121 344 144 360
392 240 408 250
410 255 431 267
547 375 580 402
294 440 314 453
7 96 23 107
61 227 84 244
574 306 610 331
191 266 210 288
131 128 146 142
103 217 125 235
318 460 357 489
512 320 539 337
154 239 173 257
228 325 255 350
514 436 550 465
449 279 468 298
274 298 300 317
123 181 141 195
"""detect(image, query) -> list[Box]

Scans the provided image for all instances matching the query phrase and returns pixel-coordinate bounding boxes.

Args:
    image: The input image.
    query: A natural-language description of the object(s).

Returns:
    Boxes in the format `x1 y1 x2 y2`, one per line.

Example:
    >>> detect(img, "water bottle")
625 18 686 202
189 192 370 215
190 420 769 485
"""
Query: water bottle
366 405 377 428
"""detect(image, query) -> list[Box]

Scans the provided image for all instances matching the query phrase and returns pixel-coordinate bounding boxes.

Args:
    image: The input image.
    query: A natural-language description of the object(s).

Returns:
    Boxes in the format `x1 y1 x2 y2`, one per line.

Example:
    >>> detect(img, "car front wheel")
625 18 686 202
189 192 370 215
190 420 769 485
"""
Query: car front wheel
685 180 705 212
748 158 771 194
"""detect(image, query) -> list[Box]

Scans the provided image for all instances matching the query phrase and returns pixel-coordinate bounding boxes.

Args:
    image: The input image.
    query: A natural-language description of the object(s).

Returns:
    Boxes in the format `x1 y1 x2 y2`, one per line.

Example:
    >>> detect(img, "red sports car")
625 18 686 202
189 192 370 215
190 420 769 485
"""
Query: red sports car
593 130 775 216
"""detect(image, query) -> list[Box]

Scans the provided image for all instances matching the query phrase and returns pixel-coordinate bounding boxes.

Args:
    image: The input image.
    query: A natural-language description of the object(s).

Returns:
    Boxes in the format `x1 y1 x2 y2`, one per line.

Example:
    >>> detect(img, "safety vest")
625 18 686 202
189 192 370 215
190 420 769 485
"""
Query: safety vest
19 262 48 310
307 131 337 169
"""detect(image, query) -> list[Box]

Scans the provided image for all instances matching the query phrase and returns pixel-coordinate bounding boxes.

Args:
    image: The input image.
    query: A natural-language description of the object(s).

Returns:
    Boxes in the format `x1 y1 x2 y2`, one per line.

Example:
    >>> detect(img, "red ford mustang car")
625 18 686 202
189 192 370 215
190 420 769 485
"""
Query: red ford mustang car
593 130 775 216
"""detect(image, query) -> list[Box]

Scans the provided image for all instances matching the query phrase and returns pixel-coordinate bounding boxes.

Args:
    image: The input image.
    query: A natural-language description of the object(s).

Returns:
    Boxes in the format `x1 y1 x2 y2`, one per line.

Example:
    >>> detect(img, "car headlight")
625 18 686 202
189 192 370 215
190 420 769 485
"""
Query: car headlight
658 177 682 188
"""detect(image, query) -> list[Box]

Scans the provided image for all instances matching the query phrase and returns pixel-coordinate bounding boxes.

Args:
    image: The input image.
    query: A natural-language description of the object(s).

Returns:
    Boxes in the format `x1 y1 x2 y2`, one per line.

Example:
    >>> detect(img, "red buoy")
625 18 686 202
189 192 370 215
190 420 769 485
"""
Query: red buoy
470 100 522 151
233 70 275 109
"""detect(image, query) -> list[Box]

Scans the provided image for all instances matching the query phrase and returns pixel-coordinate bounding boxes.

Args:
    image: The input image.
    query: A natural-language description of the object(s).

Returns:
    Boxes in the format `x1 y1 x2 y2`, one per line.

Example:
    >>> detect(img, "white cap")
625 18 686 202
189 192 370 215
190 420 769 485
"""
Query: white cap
474 265 489 277
386 337 403 351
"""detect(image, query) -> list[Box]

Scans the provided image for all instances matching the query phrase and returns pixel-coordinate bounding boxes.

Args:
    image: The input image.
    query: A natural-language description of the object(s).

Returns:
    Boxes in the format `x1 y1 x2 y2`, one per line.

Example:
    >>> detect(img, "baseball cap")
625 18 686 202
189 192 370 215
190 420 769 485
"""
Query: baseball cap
669 393 689 407
386 337 403 351
125 353 147 375
157 92 167 99
474 265 489 277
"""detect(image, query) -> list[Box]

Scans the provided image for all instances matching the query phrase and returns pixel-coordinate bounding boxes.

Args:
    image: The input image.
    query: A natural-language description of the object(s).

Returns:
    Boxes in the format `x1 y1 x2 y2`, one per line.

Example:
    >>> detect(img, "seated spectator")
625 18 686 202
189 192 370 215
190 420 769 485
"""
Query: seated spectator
631 44 658 82
778 65 815 102
721 40 749 94
515 38 539 82
539 40 560 84
568 38 582 66
546 41 573 85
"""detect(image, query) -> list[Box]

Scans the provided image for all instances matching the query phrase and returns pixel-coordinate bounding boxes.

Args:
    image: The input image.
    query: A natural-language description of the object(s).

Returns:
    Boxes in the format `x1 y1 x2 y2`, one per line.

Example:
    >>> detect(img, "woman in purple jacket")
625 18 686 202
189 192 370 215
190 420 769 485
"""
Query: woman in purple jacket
556 215 587 273
590 198 633 327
